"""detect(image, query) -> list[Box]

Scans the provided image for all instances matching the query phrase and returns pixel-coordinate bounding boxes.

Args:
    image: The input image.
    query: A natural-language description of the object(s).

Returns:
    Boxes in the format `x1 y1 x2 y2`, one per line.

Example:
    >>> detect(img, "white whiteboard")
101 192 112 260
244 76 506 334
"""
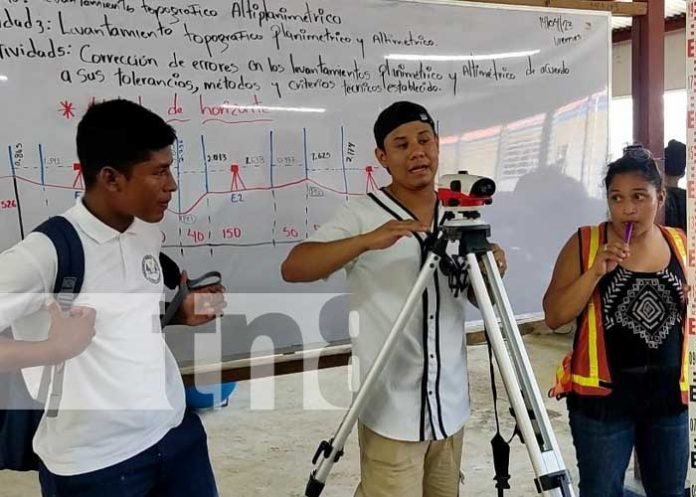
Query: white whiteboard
0 0 610 363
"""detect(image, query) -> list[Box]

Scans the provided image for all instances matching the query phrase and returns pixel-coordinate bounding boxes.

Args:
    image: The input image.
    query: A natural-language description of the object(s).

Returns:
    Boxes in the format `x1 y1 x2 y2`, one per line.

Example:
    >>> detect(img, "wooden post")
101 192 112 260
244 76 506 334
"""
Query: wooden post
632 0 665 222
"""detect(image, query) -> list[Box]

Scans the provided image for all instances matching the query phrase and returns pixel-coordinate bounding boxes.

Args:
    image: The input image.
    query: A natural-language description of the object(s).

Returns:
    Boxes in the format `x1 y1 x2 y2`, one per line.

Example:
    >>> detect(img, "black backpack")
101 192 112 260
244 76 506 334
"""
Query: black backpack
0 216 84 471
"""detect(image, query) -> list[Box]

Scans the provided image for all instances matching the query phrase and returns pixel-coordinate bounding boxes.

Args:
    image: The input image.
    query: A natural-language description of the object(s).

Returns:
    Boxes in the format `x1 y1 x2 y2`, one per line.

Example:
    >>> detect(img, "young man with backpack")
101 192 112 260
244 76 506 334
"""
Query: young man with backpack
0 99 226 496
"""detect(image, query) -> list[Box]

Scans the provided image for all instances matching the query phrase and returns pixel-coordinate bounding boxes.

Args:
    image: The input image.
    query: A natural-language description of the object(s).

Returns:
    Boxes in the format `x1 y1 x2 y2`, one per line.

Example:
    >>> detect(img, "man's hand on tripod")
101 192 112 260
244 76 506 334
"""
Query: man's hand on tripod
362 220 429 250
467 243 507 307
480 243 508 277
491 243 507 277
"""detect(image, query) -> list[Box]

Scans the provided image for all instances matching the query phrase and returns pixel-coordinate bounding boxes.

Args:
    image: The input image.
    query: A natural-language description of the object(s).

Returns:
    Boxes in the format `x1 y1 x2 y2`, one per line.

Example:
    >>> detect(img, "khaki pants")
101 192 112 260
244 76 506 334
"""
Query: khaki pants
354 423 464 497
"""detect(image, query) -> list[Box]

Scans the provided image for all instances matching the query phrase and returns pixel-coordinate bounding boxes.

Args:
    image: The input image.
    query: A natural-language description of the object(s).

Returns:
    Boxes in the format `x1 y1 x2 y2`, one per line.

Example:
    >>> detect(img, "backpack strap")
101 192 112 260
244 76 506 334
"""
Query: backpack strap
33 216 85 310
32 216 85 418
158 252 222 327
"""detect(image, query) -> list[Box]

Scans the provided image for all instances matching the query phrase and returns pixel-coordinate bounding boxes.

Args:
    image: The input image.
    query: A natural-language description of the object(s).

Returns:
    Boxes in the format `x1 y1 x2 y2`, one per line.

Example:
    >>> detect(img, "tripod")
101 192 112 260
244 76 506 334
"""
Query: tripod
305 210 575 497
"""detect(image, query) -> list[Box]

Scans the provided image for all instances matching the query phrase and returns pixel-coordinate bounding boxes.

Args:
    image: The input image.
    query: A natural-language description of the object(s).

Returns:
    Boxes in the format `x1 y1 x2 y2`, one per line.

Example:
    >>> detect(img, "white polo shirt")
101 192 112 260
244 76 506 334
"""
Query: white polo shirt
309 188 470 442
0 199 185 475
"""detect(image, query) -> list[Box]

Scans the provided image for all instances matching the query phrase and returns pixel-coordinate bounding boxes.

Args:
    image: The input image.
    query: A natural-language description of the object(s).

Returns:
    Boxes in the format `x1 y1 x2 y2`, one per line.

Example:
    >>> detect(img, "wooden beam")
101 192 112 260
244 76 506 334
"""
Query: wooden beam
666 14 687 32
613 15 685 44
632 0 665 212
457 0 646 16
182 348 352 386
180 321 548 387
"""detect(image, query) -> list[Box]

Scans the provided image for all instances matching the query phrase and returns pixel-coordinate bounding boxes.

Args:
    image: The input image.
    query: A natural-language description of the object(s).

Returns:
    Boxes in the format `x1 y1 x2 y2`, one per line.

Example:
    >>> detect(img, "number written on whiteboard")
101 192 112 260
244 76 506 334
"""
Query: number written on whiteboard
311 152 331 161
187 228 206 244
207 153 228 162
282 226 299 238
178 214 197 225
346 142 356 163
222 227 243 239
13 143 23 169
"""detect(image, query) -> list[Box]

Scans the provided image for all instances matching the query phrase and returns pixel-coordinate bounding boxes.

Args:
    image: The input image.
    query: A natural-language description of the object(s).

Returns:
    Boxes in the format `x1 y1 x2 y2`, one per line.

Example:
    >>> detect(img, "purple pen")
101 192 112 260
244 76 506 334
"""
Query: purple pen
624 222 634 244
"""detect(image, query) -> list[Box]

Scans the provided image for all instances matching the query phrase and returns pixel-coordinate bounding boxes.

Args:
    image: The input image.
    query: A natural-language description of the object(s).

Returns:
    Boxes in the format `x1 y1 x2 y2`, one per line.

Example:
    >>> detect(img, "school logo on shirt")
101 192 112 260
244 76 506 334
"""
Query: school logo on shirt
142 255 161 284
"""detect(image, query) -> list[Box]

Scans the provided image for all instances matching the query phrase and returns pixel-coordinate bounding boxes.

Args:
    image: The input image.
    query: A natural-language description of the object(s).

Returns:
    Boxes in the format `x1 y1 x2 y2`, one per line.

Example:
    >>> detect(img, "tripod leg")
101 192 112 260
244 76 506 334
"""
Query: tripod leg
480 253 567 459
305 251 441 497
466 252 575 497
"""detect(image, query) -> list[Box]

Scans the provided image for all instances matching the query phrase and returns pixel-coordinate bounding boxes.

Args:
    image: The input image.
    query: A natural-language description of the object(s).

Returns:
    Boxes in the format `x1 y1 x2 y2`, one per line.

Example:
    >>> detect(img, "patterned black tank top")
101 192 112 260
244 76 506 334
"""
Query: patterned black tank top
568 249 686 420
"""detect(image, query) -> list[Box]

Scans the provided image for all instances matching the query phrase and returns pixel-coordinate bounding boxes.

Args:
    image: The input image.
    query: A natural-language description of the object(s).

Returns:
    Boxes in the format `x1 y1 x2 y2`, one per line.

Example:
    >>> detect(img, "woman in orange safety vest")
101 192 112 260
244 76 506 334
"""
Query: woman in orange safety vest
543 145 688 497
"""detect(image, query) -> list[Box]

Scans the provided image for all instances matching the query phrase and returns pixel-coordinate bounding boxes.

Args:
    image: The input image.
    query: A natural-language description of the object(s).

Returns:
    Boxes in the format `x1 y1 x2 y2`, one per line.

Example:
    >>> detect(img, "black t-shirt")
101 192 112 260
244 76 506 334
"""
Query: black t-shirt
568 250 686 420
665 186 687 232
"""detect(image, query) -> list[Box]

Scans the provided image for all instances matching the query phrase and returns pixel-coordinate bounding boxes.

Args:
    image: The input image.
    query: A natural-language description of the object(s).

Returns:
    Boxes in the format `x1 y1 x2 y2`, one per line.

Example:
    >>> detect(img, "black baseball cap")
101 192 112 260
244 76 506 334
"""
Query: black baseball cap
373 101 436 149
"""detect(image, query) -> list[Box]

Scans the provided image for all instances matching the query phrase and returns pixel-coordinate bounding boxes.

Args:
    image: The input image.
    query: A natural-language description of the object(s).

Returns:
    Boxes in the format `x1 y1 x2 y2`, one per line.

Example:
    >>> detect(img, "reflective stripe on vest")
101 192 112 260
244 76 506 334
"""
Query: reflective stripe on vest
661 226 689 403
572 225 606 389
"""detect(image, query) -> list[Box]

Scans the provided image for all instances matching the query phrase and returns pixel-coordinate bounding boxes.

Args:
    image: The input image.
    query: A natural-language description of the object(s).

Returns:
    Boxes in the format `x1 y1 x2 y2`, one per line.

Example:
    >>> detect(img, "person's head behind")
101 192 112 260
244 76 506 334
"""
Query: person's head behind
373 101 439 191
603 144 664 233
664 139 686 178
76 99 177 223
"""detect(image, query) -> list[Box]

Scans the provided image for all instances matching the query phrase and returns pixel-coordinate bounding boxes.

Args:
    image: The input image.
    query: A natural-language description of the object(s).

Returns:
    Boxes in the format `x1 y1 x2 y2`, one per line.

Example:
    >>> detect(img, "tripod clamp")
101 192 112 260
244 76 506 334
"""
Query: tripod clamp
427 213 494 297
535 471 573 496
311 439 344 465
423 225 448 257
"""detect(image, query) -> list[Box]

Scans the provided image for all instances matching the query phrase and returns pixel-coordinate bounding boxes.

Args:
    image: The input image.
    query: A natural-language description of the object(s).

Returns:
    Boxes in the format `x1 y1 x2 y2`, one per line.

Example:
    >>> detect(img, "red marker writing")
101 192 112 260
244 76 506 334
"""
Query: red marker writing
624 222 634 244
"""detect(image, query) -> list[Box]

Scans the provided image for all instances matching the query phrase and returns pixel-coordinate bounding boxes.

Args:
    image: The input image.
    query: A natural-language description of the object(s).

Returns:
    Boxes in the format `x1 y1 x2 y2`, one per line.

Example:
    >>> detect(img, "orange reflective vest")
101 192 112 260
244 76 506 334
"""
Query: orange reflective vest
550 223 689 405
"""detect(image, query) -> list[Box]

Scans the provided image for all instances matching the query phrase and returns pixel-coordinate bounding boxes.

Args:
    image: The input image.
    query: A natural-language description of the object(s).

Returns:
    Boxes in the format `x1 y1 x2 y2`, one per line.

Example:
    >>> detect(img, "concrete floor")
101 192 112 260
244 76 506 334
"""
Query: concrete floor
0 332 629 496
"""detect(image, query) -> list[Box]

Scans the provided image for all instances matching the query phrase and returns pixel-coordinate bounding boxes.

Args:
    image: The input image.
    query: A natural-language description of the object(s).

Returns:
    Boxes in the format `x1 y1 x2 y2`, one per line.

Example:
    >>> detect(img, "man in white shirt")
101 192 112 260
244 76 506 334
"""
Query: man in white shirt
0 99 225 497
282 101 506 497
